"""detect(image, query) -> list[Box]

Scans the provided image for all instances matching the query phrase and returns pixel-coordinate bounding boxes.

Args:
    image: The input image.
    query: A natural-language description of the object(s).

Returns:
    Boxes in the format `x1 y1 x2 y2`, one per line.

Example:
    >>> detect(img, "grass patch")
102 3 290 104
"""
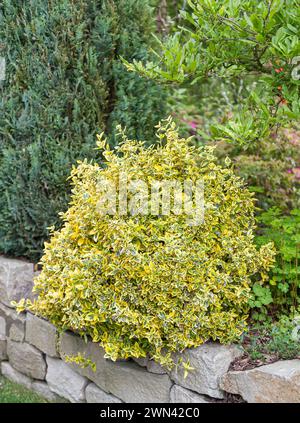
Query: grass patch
0 375 47 403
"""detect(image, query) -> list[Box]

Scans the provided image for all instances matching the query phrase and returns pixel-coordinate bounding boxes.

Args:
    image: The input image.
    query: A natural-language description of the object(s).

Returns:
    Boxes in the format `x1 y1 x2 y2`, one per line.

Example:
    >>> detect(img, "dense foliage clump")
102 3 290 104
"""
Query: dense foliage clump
0 0 166 260
19 120 275 367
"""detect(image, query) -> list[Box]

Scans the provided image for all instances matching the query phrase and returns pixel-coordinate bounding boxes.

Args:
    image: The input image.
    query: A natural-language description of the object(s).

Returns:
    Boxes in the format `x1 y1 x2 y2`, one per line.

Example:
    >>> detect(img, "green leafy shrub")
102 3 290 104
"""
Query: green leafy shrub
18 120 275 368
253 208 300 317
0 0 166 261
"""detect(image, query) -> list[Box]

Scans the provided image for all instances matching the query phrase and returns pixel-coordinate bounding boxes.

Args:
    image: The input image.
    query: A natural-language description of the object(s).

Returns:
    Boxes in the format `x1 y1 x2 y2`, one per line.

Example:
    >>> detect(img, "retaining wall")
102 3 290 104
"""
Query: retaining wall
0 256 299 403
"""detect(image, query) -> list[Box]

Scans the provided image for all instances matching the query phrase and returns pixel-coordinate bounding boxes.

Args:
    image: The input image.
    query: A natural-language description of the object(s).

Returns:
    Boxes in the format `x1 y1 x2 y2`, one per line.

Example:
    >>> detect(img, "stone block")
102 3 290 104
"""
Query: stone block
9 324 25 342
169 342 243 399
104 360 172 403
0 299 26 339
132 357 148 367
7 339 46 380
46 356 89 403
132 356 166 374
85 383 122 403
220 360 300 403
1 361 32 389
59 331 107 390
170 385 210 403
147 360 166 374
31 381 66 402
26 313 58 357
0 257 34 307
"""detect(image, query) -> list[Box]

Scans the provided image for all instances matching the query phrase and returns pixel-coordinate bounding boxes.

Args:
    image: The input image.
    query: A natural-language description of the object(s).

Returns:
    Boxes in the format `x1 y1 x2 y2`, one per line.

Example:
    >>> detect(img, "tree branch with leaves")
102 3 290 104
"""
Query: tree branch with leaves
124 0 300 146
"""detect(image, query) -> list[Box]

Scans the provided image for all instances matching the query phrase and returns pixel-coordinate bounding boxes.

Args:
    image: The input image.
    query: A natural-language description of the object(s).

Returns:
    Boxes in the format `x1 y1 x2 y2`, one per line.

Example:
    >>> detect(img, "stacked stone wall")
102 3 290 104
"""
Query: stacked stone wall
1 256 299 403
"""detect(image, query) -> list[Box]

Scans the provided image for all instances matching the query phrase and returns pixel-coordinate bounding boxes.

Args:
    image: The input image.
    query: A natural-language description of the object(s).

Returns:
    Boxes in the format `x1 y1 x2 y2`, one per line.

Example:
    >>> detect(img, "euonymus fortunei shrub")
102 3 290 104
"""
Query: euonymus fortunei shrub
18 119 275 368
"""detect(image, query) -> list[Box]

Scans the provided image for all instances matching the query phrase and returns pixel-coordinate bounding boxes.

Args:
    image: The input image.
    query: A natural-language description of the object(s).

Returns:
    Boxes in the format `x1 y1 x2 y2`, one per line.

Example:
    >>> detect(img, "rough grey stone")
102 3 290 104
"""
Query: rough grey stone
85 383 122 403
0 316 6 340
0 302 26 325
46 356 89 403
31 381 65 402
9 323 25 342
0 299 26 341
7 339 46 380
104 360 172 403
169 342 243 399
59 331 107 390
0 257 34 307
0 340 7 360
26 313 58 357
0 304 26 358
61 331 170 401
220 360 300 403
147 360 167 375
1 361 32 389
132 357 148 367
170 385 211 403
132 356 166 374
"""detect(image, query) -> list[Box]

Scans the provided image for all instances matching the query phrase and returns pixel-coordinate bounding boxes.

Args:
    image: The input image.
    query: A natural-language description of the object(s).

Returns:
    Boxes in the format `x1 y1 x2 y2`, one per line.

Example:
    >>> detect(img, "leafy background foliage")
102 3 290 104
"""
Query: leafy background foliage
0 0 166 261
215 126 300 211
125 0 300 146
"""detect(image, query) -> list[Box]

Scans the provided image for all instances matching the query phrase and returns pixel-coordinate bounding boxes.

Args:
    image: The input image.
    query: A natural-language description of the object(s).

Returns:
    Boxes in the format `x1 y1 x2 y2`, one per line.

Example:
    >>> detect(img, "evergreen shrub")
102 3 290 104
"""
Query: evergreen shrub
18 120 275 368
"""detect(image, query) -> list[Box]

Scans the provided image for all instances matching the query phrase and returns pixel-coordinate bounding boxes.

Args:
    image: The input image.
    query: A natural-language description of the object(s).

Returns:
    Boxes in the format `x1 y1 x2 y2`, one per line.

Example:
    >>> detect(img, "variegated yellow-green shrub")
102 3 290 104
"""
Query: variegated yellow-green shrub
17 118 275 368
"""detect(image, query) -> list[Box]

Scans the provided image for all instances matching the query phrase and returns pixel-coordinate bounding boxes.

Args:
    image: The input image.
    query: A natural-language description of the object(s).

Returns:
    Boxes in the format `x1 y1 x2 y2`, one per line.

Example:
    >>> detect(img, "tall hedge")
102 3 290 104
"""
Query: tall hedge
0 0 166 261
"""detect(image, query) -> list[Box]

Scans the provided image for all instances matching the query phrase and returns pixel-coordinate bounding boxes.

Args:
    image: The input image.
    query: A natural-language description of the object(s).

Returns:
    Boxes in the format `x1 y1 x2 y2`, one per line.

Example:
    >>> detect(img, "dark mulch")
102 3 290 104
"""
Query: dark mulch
230 352 279 371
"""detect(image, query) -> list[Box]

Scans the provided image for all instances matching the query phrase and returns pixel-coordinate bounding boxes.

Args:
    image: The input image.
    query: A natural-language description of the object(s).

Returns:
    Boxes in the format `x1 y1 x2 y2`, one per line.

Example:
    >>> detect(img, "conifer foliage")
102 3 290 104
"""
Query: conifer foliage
0 0 165 260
